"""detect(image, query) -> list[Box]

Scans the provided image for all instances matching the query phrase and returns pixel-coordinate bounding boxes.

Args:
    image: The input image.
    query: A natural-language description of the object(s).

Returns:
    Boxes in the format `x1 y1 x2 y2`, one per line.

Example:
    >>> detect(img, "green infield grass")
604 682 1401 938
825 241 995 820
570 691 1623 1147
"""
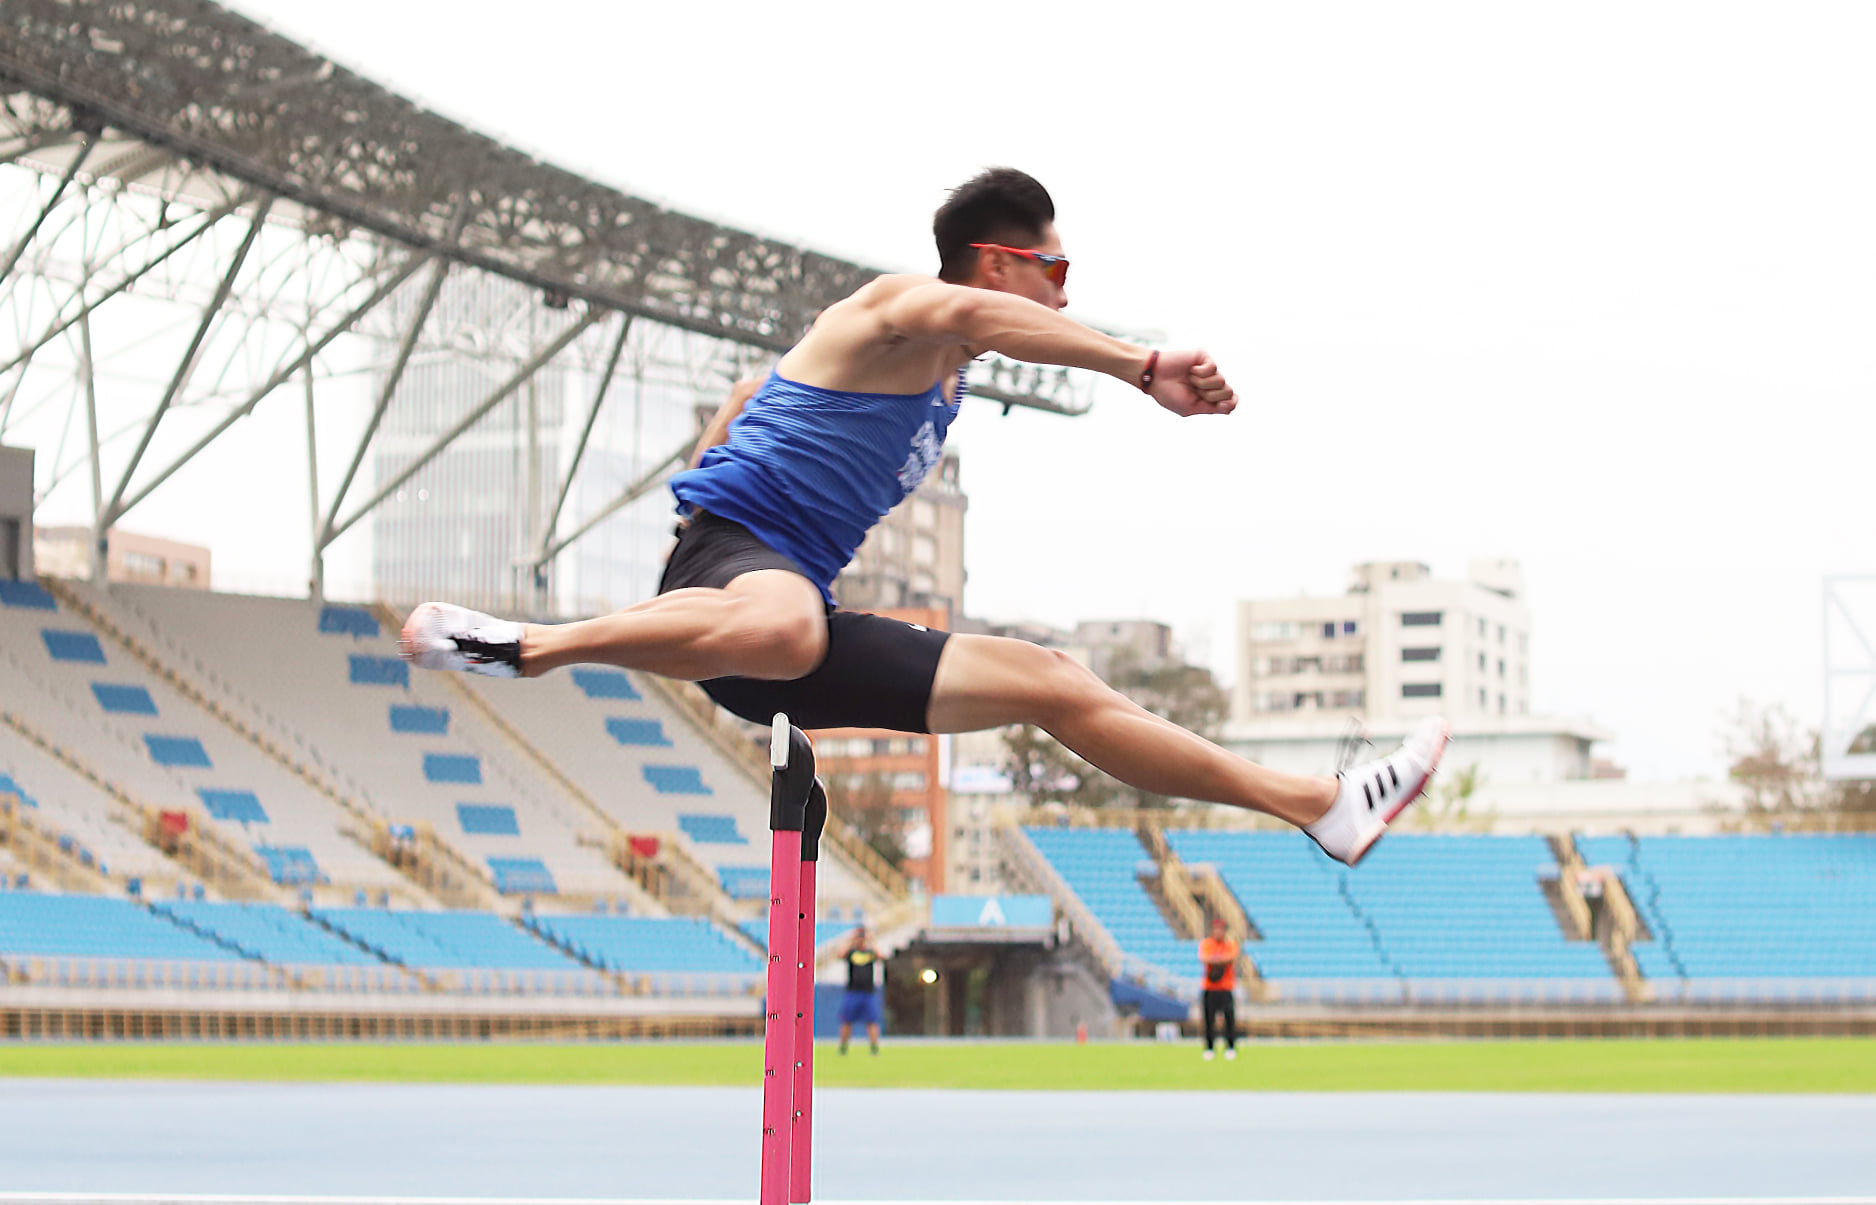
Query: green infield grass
0 1038 1870 1092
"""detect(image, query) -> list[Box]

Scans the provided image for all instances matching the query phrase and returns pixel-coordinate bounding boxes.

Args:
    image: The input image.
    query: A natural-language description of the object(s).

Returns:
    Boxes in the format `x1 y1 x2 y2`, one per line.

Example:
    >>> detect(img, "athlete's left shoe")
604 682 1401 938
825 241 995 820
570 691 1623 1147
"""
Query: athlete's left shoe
1304 716 1449 866
400 602 524 678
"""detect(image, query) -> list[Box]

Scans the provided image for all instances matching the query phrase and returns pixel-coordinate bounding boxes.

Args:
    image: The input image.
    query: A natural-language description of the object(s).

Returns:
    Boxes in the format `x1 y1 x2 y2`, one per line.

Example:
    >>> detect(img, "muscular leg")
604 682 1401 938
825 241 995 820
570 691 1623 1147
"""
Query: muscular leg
925 634 1335 828
513 570 827 681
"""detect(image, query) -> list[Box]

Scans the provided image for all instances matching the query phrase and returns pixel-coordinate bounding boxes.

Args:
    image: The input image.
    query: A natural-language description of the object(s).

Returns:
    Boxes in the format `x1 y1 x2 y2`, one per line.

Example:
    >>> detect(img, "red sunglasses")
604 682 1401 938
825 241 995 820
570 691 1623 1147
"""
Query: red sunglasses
970 242 1070 287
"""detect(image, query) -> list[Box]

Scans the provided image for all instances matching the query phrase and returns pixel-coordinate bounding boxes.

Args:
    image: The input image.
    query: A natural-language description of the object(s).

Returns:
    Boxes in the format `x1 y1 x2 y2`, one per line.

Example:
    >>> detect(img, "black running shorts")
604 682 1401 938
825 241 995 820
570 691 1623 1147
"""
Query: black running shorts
656 511 952 733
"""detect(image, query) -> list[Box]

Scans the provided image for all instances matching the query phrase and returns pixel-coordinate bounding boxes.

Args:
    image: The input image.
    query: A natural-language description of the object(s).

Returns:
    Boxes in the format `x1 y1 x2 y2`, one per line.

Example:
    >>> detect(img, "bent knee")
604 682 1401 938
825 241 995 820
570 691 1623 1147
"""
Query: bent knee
1018 644 1107 726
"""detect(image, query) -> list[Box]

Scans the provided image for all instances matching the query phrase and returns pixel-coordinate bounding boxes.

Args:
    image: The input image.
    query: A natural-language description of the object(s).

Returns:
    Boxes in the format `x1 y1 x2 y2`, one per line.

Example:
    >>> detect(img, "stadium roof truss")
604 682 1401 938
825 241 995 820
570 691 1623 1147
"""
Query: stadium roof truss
0 0 1093 594
1822 576 1876 781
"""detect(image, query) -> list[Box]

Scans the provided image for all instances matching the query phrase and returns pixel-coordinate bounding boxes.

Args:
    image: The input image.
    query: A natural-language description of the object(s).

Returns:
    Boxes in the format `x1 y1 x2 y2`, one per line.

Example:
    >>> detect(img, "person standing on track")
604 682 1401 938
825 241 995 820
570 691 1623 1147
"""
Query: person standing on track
1198 916 1239 1061
401 167 1447 865
838 924 883 1055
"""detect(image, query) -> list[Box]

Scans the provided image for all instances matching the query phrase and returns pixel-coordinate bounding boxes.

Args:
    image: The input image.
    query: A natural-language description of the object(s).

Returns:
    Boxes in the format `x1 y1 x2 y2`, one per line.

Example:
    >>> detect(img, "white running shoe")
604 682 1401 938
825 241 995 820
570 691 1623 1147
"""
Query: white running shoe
1224 1048 1237 1061
400 602 525 678
1202 1049 1215 1061
1304 716 1449 866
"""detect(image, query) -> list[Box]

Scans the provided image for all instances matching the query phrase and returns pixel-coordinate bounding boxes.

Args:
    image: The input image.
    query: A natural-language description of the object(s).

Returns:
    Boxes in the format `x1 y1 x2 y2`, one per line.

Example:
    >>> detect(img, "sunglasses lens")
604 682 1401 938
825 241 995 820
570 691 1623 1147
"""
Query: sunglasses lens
1051 261 1069 287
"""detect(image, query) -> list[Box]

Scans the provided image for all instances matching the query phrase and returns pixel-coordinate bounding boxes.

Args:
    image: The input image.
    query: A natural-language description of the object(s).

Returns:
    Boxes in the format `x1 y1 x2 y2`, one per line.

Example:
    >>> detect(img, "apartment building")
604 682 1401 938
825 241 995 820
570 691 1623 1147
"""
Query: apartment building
1229 559 1609 786
1236 559 1532 724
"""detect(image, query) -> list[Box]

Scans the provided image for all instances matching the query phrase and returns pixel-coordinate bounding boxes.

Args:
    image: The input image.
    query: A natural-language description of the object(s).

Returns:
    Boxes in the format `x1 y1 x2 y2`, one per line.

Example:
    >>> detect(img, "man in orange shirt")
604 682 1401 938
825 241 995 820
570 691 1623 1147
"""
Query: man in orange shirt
1198 917 1239 1061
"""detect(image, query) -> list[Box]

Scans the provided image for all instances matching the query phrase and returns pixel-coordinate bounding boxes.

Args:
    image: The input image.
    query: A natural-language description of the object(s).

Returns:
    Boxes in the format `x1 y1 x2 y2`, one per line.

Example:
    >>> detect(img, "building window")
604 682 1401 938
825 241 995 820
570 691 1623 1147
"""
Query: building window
1497 658 1506 679
1477 616 1487 637
1402 683 1442 699
1478 651 1487 672
1401 647 1441 663
1498 694 1507 715
1293 691 1324 710
1322 621 1337 639
1478 687 1488 708
123 551 166 577
1400 611 1443 627
1251 621 1297 641
1498 624 1507 644
1331 689 1365 708
891 771 928 791
1342 620 1359 636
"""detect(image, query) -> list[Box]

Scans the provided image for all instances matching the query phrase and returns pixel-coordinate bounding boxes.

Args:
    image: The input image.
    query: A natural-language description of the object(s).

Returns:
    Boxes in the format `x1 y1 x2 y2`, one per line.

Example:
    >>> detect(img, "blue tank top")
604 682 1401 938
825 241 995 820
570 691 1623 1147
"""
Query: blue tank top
669 368 967 604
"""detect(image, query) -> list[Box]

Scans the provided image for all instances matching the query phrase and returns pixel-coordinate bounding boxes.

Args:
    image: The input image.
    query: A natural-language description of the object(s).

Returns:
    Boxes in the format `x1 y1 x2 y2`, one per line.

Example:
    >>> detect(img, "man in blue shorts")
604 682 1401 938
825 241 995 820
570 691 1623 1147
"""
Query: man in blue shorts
837 925 883 1055
403 168 1446 865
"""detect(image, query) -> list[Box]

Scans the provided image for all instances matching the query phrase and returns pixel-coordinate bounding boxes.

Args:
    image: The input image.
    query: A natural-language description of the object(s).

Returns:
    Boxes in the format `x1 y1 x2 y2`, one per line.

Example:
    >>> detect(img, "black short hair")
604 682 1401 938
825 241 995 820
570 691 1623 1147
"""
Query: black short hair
933 168 1055 283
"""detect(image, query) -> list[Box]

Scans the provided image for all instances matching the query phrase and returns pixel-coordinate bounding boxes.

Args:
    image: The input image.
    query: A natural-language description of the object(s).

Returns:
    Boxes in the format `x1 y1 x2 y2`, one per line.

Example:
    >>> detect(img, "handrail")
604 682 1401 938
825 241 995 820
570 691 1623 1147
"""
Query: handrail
0 789 116 893
373 819 506 911
1547 834 1595 939
994 818 1124 979
1581 863 1651 1004
0 706 276 900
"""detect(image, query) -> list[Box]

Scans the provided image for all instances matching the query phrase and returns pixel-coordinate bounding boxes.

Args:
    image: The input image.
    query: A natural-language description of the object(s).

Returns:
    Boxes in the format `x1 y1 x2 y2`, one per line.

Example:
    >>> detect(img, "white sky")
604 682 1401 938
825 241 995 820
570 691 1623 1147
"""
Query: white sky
218 0 1876 781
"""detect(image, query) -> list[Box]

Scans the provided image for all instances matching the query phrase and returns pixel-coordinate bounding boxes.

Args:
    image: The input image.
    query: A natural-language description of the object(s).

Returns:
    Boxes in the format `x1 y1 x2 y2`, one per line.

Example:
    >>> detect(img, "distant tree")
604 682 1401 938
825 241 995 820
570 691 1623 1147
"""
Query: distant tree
1409 759 1495 832
823 769 908 869
1720 698 1827 815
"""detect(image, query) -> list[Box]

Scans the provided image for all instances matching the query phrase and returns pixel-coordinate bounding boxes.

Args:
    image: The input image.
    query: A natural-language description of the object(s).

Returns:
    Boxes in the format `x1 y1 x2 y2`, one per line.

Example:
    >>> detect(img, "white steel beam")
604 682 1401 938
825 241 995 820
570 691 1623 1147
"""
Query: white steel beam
101 196 273 526
324 306 604 546
109 250 433 523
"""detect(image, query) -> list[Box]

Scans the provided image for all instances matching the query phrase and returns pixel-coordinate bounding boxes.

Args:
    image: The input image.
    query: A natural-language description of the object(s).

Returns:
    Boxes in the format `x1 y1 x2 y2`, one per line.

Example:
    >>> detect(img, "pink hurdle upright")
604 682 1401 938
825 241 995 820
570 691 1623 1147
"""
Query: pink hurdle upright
760 713 826 1205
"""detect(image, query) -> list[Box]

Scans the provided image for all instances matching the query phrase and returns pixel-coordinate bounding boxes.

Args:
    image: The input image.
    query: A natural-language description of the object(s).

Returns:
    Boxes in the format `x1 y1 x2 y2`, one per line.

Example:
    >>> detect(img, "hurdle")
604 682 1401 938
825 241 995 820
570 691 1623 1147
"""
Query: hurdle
760 713 826 1205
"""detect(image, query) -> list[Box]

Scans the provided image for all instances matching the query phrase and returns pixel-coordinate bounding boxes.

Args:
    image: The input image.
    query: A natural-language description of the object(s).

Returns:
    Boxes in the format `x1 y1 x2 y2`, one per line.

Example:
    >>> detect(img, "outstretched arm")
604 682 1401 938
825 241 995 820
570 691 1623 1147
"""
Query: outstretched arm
877 281 1237 417
687 378 761 468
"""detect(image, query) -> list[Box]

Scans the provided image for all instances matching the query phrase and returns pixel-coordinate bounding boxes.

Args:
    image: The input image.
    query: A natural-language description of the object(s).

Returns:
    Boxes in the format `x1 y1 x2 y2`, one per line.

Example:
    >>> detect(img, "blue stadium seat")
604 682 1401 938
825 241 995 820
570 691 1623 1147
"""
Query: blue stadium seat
154 900 379 965
642 765 711 795
718 865 769 899
0 581 57 610
144 735 212 767
347 655 409 687
457 804 520 836
314 907 584 970
423 753 481 784
255 845 323 885
389 705 449 734
42 629 105 663
197 788 268 824
0 774 38 807
605 717 672 746
317 605 380 639
678 813 747 844
1577 833 1876 994
571 668 639 700
529 914 760 974
487 857 556 894
91 683 158 714
0 894 238 960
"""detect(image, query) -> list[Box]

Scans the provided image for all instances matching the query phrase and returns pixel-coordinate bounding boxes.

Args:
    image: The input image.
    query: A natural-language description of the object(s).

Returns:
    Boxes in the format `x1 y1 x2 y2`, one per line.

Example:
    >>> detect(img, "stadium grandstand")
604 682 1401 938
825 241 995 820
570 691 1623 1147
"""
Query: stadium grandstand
0 0 1872 1045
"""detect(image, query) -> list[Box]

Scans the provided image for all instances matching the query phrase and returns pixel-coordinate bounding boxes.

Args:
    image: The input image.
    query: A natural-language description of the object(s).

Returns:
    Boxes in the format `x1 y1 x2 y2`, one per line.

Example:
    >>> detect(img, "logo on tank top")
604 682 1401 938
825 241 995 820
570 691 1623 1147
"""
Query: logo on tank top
897 420 943 493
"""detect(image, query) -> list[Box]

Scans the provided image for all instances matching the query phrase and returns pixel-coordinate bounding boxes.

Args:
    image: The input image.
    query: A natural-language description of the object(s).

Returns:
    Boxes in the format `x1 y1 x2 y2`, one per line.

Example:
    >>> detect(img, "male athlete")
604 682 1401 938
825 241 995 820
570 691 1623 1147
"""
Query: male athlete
402 168 1446 865
837 925 884 1056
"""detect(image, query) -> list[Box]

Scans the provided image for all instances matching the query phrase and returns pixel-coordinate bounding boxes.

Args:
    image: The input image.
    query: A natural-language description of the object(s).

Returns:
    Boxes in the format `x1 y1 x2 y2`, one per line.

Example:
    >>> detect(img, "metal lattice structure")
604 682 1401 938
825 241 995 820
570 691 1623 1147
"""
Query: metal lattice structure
0 0 1090 607
1822 577 1876 781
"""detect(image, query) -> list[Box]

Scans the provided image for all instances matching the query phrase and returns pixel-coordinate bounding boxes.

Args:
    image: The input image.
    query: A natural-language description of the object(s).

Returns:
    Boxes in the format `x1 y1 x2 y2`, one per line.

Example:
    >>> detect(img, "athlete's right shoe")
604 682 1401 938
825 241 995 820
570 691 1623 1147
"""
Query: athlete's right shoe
399 602 524 678
1304 716 1449 867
